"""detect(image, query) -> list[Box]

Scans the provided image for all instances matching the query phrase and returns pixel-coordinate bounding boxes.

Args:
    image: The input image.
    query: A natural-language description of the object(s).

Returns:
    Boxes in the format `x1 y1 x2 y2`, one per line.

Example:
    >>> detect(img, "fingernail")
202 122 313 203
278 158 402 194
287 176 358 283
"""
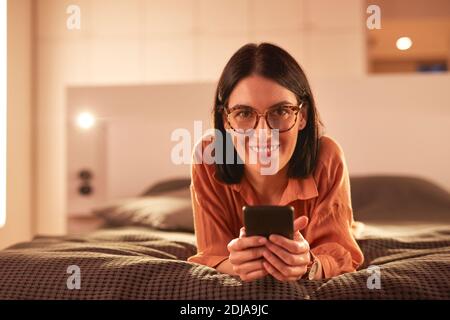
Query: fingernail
259 237 266 244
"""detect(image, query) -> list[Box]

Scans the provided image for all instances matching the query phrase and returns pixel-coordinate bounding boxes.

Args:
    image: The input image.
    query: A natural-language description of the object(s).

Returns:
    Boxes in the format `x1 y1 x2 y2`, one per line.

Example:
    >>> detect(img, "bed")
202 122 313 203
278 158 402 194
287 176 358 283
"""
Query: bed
0 175 449 300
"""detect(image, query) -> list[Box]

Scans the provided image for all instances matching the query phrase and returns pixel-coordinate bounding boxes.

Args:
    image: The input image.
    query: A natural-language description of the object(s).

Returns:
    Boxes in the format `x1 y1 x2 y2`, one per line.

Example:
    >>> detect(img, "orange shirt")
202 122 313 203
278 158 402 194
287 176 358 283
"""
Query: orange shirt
187 135 364 278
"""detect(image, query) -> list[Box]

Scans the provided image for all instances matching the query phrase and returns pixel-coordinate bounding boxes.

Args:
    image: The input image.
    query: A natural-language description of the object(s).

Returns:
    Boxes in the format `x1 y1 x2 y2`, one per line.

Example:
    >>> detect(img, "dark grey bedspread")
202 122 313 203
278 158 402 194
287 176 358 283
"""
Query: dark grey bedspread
0 225 449 300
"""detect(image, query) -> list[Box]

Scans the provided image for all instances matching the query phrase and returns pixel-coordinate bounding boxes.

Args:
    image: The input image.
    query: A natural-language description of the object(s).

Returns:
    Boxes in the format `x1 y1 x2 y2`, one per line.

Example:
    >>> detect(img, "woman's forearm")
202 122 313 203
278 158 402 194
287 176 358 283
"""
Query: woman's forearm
216 258 237 276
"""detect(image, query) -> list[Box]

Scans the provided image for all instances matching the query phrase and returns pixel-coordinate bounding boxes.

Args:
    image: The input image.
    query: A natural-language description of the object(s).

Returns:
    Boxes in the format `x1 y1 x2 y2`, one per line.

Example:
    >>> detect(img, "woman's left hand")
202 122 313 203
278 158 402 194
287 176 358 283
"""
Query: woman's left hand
262 216 311 281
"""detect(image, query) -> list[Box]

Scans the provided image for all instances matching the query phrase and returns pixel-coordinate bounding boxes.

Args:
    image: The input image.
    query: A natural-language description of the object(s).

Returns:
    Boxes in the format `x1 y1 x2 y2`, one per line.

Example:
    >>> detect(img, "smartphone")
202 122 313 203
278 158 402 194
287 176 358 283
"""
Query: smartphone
243 205 294 240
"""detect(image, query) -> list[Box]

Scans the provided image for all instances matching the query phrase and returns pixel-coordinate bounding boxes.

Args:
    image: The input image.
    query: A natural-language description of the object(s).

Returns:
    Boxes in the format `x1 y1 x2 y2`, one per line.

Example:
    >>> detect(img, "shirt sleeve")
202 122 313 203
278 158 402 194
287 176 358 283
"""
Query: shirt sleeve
306 140 364 278
186 162 235 269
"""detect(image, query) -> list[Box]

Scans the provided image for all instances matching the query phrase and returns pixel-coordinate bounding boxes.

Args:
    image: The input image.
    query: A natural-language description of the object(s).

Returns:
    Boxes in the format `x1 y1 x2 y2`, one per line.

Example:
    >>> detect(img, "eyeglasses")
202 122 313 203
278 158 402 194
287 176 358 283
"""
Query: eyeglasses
221 103 303 133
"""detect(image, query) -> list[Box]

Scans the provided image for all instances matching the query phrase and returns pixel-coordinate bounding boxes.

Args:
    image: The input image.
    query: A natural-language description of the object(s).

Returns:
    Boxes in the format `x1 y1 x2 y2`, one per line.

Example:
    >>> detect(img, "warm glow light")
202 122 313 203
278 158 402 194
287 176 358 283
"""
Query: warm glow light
1 0 7 228
396 37 412 51
76 112 96 129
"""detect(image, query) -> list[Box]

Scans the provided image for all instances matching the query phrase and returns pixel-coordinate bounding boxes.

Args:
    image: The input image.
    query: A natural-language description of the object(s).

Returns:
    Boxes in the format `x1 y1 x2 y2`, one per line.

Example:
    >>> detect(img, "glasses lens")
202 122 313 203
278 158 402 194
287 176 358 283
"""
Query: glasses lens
228 107 257 130
267 106 297 131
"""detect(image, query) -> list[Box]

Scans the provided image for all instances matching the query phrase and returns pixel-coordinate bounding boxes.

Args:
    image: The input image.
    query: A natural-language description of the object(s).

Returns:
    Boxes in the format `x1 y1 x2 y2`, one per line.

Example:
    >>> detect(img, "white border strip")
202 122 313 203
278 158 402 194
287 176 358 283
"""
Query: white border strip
0 0 7 228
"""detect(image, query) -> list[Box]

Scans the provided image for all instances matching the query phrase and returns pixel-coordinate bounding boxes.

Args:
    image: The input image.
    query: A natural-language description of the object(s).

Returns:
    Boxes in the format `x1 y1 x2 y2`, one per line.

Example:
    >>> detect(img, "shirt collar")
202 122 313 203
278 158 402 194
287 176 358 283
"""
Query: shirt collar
278 175 319 205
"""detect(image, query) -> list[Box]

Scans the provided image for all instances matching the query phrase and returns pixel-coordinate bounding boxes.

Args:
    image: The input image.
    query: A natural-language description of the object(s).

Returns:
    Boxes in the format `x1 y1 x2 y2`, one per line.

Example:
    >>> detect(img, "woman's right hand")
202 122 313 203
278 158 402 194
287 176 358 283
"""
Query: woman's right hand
226 227 269 282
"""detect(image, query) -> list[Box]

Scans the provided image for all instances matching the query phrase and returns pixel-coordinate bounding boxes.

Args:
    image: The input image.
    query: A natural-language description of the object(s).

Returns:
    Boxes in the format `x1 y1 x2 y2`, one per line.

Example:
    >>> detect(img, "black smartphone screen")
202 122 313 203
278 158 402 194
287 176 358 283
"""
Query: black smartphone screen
243 205 294 240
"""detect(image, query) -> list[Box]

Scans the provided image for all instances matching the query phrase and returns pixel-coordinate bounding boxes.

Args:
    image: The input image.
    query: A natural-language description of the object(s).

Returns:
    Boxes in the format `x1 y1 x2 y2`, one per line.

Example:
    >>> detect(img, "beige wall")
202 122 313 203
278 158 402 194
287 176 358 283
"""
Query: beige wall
312 74 450 189
66 83 215 214
1 0 34 249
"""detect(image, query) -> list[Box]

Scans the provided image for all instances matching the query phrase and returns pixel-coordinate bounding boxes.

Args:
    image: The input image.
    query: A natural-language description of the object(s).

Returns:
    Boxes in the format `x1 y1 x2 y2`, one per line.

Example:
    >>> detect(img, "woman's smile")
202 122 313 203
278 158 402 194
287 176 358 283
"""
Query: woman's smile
248 143 280 153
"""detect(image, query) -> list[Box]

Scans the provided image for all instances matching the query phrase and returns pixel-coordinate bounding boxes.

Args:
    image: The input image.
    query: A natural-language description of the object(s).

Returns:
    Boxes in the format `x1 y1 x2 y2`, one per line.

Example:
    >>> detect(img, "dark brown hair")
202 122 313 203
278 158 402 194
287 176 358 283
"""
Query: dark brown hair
213 42 323 184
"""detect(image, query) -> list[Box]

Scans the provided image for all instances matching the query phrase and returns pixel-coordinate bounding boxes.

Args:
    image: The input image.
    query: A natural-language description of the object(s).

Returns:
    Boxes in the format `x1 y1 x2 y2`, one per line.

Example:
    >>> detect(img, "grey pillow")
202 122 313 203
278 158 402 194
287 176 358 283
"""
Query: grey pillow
92 187 194 232
141 178 191 196
350 175 450 223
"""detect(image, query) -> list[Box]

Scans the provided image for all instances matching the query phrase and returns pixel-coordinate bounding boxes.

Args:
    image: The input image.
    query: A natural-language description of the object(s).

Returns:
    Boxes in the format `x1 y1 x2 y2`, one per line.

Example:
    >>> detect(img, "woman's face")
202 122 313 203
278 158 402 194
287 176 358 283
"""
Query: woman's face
225 75 307 177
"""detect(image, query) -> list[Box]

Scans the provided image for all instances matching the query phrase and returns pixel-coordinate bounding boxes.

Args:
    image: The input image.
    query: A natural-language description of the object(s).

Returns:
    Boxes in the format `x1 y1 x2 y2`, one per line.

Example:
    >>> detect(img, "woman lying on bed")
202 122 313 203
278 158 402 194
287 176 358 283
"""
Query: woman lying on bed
187 42 364 282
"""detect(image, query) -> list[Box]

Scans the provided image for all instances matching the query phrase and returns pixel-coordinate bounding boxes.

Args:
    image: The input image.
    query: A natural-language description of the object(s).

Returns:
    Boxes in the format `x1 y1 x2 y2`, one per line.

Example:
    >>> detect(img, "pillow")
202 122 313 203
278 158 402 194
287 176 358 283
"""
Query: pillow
92 187 194 232
350 175 450 223
141 177 191 196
